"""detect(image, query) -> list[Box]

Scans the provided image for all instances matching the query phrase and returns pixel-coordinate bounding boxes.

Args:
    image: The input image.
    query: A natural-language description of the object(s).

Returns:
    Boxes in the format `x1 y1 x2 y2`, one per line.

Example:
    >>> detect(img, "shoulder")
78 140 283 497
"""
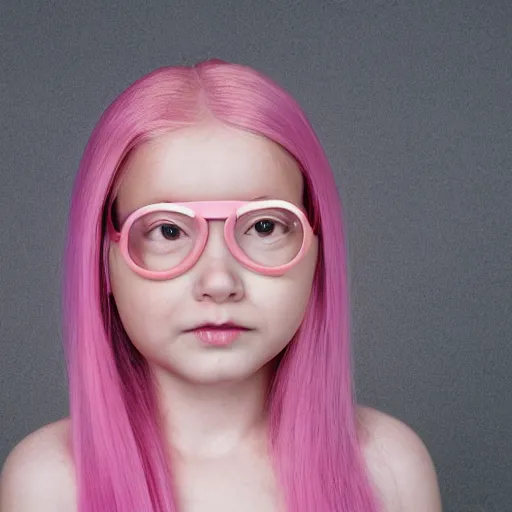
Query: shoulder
356 406 442 512
0 417 76 512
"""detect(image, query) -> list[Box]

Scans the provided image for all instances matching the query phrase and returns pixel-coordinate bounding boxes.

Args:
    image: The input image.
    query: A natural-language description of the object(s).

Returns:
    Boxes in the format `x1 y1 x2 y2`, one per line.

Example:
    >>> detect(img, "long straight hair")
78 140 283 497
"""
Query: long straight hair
62 59 381 511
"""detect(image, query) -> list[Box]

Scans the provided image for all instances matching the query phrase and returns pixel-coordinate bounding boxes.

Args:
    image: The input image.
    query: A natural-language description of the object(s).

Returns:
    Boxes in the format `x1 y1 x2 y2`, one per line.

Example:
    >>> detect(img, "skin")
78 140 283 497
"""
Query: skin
0 123 442 511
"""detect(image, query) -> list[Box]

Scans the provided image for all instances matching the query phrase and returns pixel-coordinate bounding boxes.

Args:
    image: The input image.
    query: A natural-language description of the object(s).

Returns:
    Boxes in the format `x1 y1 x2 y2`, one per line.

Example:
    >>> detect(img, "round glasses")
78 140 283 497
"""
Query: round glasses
107 200 314 279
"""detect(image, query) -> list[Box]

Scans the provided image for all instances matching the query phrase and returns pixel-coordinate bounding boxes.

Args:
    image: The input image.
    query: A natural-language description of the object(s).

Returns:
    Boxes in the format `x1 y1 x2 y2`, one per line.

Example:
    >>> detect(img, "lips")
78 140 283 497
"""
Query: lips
185 322 252 346
185 322 251 332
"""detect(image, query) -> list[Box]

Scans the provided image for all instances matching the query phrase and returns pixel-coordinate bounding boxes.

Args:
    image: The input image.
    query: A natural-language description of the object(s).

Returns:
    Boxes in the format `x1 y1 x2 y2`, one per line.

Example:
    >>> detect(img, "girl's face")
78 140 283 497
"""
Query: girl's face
108 123 318 384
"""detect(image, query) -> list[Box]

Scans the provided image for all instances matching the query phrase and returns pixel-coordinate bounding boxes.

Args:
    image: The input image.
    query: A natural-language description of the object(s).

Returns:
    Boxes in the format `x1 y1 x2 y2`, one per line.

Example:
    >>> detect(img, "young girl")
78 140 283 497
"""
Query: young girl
1 59 441 511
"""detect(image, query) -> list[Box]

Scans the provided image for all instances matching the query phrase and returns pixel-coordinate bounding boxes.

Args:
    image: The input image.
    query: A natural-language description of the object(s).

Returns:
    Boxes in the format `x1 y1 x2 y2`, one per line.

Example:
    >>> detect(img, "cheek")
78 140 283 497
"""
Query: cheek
252 244 318 339
259 278 311 322
108 246 183 347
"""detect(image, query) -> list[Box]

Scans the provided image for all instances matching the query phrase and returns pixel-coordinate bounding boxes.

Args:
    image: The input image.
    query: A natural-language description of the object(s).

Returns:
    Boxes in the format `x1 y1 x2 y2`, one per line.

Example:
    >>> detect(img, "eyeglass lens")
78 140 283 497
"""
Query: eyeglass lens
127 207 304 271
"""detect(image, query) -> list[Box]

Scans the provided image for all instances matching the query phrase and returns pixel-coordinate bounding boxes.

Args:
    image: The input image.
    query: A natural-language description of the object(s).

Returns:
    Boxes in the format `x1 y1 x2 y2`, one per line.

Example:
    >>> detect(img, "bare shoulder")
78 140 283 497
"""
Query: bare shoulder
356 406 442 512
0 417 76 512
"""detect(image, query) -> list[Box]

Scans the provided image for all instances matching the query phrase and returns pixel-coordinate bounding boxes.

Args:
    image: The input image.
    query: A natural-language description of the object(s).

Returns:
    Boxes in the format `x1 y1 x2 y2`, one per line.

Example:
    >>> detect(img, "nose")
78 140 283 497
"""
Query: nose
192 221 245 303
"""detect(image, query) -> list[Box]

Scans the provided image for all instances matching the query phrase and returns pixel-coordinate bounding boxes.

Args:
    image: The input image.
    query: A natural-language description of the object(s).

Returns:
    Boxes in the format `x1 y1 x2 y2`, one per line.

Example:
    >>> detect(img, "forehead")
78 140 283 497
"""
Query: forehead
115 123 304 215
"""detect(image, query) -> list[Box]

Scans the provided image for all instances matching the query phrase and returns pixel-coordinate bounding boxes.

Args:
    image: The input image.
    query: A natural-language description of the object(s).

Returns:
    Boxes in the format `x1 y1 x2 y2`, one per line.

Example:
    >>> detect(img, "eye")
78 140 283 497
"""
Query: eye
145 222 188 242
247 218 291 238
254 219 276 236
160 223 182 240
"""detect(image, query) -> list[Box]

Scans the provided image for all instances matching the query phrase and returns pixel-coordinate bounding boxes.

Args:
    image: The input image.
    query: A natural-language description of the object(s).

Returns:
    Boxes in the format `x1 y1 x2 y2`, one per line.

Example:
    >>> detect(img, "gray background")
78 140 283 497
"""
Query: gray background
1 1 510 510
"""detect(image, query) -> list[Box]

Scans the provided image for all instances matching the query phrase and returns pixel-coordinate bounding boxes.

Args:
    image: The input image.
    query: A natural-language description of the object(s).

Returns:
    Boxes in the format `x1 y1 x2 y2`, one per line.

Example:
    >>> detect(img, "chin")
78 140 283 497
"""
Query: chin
173 369 253 385
169 356 274 385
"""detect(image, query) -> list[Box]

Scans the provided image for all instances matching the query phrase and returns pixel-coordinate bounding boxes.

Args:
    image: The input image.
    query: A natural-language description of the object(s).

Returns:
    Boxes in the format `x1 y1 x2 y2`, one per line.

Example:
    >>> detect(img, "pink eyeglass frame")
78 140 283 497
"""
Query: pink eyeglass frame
107 199 315 279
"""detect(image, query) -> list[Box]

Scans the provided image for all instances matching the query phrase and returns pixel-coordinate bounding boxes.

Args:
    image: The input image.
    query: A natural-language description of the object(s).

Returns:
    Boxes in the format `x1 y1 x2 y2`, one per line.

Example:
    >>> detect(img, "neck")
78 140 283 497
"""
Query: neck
151 363 273 459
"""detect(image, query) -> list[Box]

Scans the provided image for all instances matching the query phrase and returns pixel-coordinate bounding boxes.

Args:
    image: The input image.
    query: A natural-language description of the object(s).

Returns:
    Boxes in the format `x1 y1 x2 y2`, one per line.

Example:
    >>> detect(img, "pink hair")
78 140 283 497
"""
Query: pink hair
62 59 381 511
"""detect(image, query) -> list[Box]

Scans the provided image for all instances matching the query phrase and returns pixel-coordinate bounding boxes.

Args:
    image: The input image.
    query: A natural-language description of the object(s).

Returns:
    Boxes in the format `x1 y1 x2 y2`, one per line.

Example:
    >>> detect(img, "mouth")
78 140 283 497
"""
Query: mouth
185 322 252 332
185 322 253 346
